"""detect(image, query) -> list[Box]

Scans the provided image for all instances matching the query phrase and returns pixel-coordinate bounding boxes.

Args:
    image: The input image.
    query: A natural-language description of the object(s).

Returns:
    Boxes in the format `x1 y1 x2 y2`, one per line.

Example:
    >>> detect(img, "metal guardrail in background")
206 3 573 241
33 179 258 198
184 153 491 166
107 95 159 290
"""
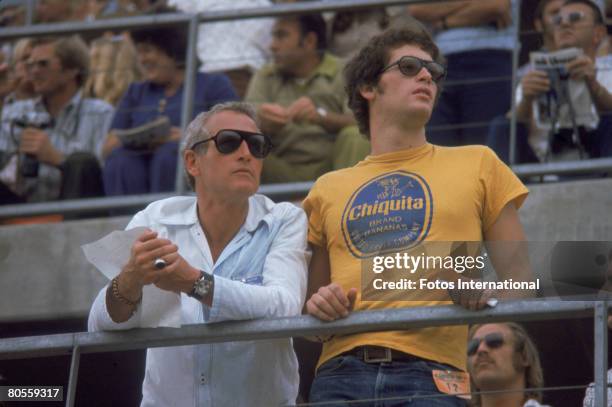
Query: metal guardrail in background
0 300 609 406
1 0 610 219
0 181 314 219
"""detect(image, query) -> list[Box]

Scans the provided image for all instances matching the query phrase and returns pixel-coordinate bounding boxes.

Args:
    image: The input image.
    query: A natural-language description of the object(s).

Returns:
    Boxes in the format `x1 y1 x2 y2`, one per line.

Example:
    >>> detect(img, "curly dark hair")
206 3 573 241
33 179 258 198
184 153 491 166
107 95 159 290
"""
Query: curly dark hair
344 26 444 138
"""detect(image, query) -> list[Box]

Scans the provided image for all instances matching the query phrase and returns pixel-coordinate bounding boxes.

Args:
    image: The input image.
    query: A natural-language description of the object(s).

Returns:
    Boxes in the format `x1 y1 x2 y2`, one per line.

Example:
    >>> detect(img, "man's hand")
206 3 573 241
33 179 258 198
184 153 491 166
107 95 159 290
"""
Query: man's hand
495 6 512 29
118 229 181 301
154 252 200 294
567 55 597 85
19 128 64 166
306 283 357 321
521 70 550 100
447 277 496 311
258 103 291 134
288 97 319 124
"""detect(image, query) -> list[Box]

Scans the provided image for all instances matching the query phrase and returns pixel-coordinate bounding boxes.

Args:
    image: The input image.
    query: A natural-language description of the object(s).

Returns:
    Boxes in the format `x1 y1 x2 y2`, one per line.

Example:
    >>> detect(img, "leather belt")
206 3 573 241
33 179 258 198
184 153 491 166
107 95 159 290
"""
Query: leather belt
345 346 421 363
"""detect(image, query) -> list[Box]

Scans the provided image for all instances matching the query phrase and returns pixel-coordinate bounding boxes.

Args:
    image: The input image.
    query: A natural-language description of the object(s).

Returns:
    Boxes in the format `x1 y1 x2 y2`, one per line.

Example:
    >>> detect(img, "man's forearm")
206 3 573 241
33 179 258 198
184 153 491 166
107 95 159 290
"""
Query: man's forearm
445 0 509 28
408 1 469 22
515 97 534 123
587 79 612 114
319 112 356 134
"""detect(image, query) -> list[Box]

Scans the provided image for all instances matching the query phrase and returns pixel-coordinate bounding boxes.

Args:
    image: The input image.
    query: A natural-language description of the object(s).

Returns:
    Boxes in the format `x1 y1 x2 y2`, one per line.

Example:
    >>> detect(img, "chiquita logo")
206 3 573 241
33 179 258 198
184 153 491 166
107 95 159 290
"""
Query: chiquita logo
341 171 433 258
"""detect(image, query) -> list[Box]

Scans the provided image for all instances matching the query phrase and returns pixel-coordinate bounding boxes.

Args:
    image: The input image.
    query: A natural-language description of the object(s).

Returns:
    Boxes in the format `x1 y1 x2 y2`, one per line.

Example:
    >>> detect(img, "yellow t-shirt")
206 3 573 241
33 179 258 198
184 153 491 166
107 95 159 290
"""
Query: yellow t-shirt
302 143 529 371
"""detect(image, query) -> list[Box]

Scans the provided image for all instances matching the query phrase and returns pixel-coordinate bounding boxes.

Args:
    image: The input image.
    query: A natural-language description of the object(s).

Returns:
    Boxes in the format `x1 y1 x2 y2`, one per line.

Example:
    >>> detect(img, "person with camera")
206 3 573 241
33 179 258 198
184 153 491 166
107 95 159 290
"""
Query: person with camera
0 35 114 204
490 0 612 165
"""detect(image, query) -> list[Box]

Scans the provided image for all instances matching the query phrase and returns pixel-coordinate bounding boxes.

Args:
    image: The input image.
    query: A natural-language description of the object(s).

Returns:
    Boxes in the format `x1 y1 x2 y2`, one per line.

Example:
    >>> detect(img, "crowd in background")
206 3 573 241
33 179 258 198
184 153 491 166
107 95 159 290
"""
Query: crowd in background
0 0 611 208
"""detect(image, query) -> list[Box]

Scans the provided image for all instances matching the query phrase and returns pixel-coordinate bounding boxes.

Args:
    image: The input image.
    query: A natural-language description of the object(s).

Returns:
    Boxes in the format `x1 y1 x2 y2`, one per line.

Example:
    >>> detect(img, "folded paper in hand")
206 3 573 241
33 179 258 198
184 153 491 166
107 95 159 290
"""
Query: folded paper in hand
115 116 171 150
82 226 182 328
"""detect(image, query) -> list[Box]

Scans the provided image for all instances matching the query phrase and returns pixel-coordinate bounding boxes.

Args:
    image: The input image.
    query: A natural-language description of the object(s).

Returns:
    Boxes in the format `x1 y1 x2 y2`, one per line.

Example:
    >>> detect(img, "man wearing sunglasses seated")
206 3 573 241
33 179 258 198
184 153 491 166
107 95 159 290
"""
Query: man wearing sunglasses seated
88 101 309 407
468 323 549 407
491 0 612 166
245 13 370 184
303 27 533 406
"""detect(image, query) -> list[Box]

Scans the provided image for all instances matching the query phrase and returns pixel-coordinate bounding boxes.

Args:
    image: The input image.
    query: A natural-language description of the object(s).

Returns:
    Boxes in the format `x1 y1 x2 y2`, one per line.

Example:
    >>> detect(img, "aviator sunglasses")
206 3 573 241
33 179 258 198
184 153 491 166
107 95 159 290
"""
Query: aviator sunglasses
190 129 273 159
467 332 505 356
381 56 447 83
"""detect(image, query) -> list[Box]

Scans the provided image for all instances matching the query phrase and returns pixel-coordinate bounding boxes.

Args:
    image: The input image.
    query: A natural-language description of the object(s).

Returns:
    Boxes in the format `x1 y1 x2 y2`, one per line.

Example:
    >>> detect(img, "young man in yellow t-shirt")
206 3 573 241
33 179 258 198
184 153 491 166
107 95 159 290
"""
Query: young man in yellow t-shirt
303 27 533 406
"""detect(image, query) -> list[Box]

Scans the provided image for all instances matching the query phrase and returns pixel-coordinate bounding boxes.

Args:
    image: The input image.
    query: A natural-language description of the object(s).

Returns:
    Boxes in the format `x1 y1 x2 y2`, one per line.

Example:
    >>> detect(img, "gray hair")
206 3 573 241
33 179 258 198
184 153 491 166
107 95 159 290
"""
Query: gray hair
181 101 260 190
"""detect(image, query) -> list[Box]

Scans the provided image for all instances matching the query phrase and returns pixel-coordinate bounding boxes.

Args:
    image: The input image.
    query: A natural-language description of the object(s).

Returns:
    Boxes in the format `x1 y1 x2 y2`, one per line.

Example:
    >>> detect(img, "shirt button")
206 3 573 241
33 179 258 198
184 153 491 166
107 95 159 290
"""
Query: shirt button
200 374 207 385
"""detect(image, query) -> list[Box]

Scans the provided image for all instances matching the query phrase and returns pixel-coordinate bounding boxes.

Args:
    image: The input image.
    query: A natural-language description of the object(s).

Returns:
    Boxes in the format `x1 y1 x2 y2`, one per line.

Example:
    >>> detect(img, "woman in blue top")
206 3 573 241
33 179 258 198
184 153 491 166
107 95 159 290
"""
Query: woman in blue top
102 22 238 195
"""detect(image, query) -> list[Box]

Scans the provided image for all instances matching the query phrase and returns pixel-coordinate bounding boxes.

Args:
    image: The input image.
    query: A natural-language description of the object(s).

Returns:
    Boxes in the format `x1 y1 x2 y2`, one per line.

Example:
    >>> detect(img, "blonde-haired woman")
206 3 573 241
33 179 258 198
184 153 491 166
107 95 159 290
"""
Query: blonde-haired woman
84 34 141 106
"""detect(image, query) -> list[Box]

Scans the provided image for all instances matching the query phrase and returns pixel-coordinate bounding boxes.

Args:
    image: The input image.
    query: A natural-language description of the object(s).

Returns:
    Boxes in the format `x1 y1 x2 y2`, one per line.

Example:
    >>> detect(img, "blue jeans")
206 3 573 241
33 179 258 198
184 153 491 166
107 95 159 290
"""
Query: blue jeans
103 141 178 196
309 355 467 407
428 50 512 146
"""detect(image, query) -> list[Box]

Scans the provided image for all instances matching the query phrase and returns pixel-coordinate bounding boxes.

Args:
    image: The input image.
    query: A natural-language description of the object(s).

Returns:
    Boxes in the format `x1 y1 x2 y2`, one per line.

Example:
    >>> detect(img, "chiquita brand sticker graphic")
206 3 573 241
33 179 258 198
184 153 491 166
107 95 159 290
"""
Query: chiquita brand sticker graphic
341 171 433 258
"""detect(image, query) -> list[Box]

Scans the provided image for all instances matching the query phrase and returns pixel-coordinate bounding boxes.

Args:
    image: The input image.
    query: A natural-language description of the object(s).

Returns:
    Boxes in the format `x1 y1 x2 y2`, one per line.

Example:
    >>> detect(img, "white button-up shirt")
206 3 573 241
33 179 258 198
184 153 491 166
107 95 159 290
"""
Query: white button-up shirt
88 194 309 406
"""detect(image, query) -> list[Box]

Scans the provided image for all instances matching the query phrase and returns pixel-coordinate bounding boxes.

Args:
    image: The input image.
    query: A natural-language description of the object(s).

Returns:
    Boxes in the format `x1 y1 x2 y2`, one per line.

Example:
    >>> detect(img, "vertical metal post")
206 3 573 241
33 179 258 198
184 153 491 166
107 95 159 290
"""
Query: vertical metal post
25 0 35 25
175 15 199 195
594 301 609 407
508 0 522 165
66 344 81 407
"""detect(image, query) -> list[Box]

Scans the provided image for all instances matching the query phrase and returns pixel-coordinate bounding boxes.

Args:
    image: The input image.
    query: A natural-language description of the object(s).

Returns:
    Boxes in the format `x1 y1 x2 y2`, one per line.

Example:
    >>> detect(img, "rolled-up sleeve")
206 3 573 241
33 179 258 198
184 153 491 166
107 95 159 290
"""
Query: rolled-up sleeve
205 206 309 322
88 284 142 331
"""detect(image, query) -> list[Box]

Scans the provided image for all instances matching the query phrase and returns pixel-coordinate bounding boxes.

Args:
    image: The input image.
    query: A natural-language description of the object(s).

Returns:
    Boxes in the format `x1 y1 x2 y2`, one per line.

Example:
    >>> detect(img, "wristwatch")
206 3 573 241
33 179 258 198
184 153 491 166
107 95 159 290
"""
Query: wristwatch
188 270 213 301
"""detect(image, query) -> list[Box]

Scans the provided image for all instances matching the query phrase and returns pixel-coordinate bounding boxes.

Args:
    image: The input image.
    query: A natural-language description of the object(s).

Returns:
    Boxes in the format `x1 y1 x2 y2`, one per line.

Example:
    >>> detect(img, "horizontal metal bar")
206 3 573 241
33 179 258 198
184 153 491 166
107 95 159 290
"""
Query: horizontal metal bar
0 0 440 40
0 182 313 219
0 300 598 361
512 158 612 177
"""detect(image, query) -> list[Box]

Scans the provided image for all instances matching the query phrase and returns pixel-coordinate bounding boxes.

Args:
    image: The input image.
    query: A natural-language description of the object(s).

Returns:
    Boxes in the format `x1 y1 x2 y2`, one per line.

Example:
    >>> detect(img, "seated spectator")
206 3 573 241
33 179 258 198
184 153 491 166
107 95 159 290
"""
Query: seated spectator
35 0 79 23
0 36 114 204
102 19 238 196
488 0 612 164
84 34 141 106
324 3 422 61
169 0 275 98
3 38 36 106
245 13 369 184
408 0 518 146
468 322 550 407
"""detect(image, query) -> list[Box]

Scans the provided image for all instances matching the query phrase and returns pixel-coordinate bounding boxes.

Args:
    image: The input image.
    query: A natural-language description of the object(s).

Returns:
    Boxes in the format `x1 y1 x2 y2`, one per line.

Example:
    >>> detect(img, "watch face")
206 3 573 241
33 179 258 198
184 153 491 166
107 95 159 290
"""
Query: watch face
191 274 212 300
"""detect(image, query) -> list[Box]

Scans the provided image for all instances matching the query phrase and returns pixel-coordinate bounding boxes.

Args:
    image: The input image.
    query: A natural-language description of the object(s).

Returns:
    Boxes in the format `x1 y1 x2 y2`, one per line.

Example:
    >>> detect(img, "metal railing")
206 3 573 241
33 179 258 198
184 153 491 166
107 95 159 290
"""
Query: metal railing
0 300 608 406
0 0 610 218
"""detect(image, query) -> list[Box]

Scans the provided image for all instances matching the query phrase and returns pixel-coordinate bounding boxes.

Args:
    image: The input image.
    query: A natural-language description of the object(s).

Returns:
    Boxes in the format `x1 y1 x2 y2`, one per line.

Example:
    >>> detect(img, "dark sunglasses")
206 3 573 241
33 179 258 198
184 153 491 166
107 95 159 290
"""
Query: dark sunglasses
381 56 446 83
552 11 587 26
190 129 273 159
467 332 505 356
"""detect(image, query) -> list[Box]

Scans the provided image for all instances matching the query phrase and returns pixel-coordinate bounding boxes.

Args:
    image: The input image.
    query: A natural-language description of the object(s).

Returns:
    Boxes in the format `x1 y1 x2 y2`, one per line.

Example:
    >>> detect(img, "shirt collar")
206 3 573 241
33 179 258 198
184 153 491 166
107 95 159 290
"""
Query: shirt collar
33 89 83 115
266 52 340 82
156 194 274 233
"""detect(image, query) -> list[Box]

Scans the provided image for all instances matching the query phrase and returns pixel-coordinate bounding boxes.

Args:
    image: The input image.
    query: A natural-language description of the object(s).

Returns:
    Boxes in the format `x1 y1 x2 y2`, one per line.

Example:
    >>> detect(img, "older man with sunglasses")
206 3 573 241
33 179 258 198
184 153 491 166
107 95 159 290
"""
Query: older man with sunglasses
303 27 534 406
88 101 309 407
468 323 549 407
509 0 612 164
